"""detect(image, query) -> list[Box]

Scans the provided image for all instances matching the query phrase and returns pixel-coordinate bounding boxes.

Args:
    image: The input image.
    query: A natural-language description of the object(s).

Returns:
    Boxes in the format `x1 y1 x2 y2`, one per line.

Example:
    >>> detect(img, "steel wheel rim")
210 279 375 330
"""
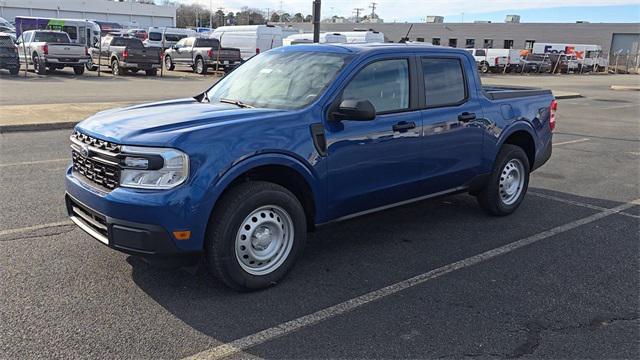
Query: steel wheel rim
235 205 294 276
499 159 524 205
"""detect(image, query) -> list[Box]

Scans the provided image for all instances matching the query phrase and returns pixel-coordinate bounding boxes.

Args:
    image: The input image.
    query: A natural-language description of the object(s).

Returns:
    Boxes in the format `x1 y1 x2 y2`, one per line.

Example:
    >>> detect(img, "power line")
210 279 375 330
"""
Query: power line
353 8 364 23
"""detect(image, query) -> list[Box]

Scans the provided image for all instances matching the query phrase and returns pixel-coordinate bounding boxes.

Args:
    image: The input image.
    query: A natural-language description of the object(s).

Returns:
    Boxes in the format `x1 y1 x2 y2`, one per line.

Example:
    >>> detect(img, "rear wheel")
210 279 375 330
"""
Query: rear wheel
205 181 306 291
9 66 19 75
195 57 207 75
33 54 46 75
164 55 175 71
73 66 85 75
145 68 157 76
480 61 490 74
111 59 124 76
476 144 530 216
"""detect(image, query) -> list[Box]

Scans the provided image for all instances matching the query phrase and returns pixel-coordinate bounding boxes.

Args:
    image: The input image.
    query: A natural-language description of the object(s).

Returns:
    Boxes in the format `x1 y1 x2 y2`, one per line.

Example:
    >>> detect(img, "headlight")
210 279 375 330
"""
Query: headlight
119 146 189 189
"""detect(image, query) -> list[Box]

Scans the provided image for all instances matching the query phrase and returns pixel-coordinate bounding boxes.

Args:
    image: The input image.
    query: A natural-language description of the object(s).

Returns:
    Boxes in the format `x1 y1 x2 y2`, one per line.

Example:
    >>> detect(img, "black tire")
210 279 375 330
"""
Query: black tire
86 58 98 71
33 55 46 75
111 59 124 76
205 181 307 291
164 55 175 71
480 61 490 74
145 68 157 76
9 66 19 75
73 66 85 75
195 57 207 75
476 144 530 216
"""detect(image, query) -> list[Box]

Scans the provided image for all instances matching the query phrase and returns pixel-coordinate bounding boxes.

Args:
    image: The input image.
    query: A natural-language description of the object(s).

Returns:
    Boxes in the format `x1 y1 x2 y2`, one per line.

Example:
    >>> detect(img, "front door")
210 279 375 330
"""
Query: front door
324 56 424 219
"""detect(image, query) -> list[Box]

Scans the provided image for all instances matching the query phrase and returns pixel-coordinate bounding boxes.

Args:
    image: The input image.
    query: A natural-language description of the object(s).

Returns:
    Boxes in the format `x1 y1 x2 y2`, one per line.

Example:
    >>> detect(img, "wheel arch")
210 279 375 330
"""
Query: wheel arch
207 153 322 232
498 127 536 168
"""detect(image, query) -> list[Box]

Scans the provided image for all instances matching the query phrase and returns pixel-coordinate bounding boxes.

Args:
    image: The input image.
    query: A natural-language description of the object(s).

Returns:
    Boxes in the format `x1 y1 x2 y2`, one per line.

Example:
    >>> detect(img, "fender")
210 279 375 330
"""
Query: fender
204 152 325 224
495 120 538 150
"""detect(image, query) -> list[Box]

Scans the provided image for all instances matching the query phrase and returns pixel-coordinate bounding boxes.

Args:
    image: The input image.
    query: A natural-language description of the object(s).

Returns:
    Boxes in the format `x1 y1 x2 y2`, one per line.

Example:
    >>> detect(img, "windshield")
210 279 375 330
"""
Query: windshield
34 32 70 43
207 50 350 110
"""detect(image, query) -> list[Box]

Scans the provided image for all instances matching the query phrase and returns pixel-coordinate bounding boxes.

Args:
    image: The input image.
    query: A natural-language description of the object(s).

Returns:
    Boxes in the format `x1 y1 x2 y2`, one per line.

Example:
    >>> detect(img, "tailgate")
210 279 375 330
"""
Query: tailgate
48 44 85 58
126 47 160 64
212 48 242 61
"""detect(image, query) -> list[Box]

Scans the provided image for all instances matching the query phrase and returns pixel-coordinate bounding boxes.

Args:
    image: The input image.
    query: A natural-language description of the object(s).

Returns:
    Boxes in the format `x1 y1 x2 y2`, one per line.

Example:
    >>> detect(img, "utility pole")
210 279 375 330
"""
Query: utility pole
209 0 213 28
369 2 377 18
353 8 364 23
312 0 321 43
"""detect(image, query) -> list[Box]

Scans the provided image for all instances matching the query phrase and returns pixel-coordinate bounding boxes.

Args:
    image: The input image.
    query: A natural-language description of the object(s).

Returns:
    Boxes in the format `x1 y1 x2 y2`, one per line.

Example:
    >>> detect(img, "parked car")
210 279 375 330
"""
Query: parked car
283 32 347 46
127 29 148 41
145 27 196 49
163 37 241 74
65 44 555 290
519 54 553 73
211 25 283 60
16 30 89 75
0 33 20 75
87 35 161 76
548 53 580 73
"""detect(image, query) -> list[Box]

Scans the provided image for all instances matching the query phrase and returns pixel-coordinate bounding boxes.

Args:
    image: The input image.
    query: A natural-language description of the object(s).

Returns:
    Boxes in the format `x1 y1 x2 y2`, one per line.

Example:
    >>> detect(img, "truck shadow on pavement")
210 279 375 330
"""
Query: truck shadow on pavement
127 188 636 346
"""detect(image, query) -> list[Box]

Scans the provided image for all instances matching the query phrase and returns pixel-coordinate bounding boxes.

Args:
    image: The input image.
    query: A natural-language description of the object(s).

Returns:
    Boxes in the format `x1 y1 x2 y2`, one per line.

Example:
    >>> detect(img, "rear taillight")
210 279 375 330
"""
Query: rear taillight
43 44 48 55
207 49 213 58
84 46 88 56
122 49 128 60
549 99 557 131
256 48 260 54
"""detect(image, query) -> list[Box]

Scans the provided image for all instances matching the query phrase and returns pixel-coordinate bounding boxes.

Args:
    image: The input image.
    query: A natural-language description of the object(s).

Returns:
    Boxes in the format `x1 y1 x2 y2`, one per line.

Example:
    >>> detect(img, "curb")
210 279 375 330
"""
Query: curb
554 93 582 99
610 85 640 91
0 121 77 134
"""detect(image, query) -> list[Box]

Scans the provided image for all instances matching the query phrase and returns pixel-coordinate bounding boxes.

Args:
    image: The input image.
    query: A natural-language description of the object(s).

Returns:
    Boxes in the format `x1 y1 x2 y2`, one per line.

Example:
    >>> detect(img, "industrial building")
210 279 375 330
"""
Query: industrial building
279 21 640 55
0 0 176 28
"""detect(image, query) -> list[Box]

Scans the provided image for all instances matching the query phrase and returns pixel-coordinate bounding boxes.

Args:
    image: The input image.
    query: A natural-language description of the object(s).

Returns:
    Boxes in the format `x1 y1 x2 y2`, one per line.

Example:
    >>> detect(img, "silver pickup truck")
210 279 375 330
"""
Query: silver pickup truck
16 30 89 75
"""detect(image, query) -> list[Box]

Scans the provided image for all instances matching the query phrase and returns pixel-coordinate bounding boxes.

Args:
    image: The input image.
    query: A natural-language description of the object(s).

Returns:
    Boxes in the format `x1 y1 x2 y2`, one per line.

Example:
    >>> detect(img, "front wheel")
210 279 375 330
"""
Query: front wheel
205 181 307 291
476 144 530 216
86 58 98 71
164 55 175 71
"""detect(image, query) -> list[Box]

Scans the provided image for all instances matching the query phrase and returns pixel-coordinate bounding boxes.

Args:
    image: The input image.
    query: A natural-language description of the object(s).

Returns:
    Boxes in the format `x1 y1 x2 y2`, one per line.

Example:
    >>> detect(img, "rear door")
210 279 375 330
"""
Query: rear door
418 54 485 194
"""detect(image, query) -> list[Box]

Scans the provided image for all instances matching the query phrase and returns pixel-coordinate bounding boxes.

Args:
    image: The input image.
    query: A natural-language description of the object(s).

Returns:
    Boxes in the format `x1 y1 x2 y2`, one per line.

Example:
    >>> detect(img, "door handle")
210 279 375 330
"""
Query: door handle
458 112 477 122
392 121 416 132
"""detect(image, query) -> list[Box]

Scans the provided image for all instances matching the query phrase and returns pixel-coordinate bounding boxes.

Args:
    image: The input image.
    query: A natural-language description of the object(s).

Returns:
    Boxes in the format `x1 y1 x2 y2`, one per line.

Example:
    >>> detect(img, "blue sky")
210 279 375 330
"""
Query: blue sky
188 1 639 23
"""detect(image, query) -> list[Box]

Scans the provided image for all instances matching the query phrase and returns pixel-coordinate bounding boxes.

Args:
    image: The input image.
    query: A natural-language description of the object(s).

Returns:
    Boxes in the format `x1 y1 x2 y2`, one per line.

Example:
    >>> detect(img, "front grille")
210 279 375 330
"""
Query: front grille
72 151 120 190
67 195 109 244
70 131 121 190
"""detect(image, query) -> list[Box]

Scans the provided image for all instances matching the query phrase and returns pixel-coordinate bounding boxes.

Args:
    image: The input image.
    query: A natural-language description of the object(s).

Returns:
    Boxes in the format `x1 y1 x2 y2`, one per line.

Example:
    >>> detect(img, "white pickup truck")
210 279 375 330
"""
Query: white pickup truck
16 30 89 75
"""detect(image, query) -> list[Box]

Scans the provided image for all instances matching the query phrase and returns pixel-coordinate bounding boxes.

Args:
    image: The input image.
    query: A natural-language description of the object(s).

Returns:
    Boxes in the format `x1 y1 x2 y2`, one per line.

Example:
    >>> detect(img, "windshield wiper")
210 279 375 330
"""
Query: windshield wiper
219 98 254 108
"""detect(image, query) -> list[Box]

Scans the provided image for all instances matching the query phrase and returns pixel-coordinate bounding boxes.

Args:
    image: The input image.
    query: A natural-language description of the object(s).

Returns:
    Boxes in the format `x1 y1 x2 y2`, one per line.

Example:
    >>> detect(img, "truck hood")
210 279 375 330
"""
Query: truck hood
76 98 286 146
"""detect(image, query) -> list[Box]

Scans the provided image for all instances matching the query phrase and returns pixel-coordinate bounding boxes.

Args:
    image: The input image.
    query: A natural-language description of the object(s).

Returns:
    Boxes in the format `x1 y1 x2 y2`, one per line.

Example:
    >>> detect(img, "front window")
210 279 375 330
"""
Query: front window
149 32 162 41
343 59 410 113
207 50 350 110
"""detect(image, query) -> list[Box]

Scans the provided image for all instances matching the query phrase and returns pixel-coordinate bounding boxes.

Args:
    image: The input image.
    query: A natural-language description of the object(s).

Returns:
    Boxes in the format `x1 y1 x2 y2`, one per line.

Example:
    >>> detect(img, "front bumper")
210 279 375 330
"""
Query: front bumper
65 166 206 256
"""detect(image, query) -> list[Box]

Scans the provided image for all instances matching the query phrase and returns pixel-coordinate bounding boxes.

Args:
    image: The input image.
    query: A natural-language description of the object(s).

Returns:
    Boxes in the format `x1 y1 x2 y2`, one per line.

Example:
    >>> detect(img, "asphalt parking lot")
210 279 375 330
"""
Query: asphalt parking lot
0 73 639 359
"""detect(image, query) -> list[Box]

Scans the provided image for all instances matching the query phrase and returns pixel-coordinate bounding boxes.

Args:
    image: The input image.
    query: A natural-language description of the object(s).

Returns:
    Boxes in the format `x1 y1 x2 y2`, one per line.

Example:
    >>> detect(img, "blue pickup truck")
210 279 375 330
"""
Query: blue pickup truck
65 44 555 290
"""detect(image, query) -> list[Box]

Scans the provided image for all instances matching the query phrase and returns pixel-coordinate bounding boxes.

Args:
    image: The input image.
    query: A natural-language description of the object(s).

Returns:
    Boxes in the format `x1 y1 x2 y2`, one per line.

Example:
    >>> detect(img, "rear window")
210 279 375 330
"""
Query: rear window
148 32 162 41
33 32 70 43
195 38 219 48
422 58 467 108
0 36 13 46
475 49 486 56
165 34 187 42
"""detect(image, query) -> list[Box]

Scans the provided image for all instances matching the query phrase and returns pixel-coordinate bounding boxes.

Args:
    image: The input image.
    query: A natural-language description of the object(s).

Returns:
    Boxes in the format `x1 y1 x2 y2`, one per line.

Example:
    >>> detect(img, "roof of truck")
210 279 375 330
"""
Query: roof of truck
279 42 469 55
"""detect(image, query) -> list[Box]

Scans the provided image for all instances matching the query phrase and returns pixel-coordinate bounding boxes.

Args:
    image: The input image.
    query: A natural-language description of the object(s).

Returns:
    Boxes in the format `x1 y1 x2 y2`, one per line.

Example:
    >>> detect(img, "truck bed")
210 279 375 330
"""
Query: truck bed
483 85 553 100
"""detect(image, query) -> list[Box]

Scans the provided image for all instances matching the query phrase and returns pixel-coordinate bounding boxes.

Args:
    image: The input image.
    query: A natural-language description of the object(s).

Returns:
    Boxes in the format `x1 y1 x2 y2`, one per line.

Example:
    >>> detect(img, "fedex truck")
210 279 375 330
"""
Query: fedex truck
532 43 607 70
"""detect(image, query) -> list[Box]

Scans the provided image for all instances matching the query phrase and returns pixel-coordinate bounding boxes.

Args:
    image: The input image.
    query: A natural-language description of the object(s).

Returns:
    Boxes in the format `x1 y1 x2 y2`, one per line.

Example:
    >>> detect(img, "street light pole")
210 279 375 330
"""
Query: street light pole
312 0 321 43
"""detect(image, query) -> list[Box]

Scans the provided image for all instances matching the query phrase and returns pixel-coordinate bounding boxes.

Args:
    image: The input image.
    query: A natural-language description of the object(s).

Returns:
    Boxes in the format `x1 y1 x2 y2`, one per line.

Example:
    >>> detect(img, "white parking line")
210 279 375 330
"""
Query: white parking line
553 138 590 146
182 197 640 360
530 192 640 219
0 220 73 237
0 158 68 168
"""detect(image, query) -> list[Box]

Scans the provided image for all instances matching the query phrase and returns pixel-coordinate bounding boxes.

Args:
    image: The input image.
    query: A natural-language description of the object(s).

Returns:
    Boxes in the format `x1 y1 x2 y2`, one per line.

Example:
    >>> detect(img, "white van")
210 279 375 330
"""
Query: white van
336 30 384 43
145 27 197 49
281 27 300 39
532 43 607 68
283 32 347 46
211 25 283 60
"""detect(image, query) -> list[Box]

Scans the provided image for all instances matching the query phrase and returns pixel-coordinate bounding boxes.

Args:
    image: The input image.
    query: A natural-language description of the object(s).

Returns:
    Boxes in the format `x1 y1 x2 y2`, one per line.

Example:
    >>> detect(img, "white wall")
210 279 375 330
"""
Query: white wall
0 0 176 28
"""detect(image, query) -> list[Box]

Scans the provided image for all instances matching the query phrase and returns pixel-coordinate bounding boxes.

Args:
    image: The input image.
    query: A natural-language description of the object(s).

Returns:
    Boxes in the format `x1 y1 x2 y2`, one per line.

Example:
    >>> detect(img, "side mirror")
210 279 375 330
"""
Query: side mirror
332 99 376 121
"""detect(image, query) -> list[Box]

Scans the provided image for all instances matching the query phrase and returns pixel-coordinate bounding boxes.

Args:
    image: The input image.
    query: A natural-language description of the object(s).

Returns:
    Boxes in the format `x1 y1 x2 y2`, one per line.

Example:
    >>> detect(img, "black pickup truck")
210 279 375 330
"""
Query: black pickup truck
87 36 161 76
163 37 242 74
0 33 19 75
